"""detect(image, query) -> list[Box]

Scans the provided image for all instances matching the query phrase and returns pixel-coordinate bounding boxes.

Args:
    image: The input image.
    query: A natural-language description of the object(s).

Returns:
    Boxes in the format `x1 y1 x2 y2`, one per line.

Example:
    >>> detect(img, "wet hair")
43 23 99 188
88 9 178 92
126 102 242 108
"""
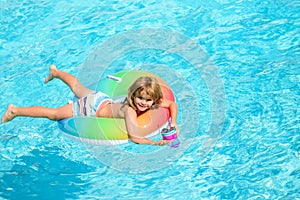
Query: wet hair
126 76 163 110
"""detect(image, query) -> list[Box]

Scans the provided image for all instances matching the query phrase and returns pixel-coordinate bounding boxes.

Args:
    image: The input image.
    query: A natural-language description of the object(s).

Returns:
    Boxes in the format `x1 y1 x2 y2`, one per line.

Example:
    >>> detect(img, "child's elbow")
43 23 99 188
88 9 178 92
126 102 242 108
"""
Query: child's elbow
129 136 141 144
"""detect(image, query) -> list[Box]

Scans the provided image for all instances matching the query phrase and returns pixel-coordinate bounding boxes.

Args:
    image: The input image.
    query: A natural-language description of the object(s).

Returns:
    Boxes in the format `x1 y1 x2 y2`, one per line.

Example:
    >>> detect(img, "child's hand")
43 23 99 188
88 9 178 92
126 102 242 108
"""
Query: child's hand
155 139 170 146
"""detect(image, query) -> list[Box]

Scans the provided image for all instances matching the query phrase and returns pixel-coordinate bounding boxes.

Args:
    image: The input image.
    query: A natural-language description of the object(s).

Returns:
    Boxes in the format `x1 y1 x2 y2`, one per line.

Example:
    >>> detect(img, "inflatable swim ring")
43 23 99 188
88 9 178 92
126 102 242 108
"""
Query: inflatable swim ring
58 70 175 145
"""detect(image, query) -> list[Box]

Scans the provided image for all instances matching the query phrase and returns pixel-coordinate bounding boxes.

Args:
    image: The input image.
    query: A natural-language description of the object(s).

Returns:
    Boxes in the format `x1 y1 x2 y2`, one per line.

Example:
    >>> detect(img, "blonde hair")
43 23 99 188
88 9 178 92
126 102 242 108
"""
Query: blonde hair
126 76 163 110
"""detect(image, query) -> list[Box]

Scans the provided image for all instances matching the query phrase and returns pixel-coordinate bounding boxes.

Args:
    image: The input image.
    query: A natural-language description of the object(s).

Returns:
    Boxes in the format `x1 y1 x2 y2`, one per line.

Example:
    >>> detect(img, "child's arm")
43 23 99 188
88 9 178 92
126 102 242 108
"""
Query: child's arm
129 136 168 146
124 106 168 145
160 99 180 134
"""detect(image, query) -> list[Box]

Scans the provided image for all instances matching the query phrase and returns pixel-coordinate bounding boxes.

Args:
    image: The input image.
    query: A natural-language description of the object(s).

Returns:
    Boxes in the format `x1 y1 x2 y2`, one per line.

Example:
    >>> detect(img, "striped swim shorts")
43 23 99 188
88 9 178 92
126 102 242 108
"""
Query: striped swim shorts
72 91 112 117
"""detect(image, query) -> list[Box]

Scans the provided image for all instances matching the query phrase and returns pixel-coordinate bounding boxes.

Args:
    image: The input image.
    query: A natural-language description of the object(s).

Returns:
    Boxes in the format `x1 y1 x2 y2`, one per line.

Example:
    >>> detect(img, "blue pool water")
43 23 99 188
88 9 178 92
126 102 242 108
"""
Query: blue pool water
0 0 299 199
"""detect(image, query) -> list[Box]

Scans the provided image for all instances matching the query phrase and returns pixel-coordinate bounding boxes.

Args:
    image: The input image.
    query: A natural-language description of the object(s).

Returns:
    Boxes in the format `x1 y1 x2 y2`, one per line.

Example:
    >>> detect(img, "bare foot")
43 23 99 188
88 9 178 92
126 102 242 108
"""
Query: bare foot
1 104 16 123
44 65 58 84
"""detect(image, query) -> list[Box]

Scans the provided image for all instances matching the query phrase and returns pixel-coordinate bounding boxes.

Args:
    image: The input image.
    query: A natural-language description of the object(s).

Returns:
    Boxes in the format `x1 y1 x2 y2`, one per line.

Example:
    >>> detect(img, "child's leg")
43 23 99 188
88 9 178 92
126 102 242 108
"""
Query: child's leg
44 65 93 98
1 104 73 123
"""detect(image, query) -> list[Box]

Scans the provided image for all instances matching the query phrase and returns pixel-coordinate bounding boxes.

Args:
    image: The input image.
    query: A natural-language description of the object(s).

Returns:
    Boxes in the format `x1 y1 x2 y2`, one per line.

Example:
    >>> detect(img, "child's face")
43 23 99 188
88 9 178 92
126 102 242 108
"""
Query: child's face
134 90 154 112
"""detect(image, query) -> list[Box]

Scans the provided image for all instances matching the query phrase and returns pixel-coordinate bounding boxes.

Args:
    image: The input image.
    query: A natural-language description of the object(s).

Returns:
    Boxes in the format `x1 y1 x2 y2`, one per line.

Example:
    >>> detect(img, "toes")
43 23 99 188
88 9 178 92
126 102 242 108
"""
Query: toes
44 74 53 84
1 105 15 123
44 65 57 84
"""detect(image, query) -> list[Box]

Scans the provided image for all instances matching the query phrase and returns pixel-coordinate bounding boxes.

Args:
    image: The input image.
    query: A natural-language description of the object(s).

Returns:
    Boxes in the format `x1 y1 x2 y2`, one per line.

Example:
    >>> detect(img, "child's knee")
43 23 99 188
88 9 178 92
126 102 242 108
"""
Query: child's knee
48 109 60 121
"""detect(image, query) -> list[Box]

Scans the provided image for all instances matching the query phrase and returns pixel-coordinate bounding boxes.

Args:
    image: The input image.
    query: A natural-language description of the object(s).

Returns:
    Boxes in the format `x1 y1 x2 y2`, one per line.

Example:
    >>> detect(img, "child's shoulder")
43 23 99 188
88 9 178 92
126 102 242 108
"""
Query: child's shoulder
160 99 173 108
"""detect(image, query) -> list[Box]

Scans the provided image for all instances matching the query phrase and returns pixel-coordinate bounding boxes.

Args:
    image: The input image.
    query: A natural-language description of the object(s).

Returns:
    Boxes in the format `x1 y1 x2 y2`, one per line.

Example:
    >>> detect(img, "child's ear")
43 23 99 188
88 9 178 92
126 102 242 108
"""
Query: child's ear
158 98 163 104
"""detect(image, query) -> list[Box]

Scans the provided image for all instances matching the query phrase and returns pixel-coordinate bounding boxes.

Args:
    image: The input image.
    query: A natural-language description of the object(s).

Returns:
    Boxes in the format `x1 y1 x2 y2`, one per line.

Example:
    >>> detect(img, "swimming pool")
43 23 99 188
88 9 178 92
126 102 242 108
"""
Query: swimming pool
0 0 299 199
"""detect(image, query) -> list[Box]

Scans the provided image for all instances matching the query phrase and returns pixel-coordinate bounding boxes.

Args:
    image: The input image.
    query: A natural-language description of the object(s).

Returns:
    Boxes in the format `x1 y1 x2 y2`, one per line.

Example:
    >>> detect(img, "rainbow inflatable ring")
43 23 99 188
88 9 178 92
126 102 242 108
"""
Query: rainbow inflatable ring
58 70 175 145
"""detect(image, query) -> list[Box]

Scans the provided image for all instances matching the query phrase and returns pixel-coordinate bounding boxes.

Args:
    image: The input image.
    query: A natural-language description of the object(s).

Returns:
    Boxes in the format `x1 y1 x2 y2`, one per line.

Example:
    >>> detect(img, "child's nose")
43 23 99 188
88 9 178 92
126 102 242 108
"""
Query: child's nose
141 99 146 104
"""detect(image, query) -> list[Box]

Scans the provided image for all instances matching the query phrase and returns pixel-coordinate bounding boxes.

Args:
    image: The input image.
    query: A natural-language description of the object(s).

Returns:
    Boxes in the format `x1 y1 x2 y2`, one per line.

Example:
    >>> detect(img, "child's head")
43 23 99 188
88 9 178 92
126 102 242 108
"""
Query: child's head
127 76 163 111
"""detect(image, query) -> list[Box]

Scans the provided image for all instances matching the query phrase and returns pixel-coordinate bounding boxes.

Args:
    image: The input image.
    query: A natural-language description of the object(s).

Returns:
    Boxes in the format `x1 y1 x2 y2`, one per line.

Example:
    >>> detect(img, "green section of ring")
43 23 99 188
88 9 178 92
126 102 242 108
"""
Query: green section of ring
58 70 171 140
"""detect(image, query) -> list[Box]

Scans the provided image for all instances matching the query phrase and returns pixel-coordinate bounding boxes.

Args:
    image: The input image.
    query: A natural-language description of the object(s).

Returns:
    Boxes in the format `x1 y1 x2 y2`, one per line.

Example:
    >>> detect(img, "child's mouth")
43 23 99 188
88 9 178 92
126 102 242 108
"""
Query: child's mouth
137 104 148 109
